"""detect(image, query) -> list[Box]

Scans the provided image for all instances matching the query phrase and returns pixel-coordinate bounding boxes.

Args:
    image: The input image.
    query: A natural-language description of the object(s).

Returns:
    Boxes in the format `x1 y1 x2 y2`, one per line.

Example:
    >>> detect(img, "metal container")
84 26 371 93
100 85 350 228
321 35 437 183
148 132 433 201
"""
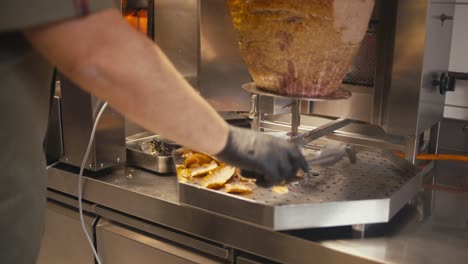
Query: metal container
126 133 180 174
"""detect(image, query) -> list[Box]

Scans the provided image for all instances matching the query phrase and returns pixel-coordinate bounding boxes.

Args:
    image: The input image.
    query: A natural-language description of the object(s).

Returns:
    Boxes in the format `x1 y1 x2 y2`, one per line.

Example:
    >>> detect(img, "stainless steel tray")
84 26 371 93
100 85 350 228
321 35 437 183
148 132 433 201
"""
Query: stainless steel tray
126 134 179 174
174 140 423 230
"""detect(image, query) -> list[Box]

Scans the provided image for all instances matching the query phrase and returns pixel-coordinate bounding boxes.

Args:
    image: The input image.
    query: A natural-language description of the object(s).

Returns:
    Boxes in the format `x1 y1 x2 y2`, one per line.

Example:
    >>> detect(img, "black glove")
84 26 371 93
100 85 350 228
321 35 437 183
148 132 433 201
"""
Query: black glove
216 126 308 185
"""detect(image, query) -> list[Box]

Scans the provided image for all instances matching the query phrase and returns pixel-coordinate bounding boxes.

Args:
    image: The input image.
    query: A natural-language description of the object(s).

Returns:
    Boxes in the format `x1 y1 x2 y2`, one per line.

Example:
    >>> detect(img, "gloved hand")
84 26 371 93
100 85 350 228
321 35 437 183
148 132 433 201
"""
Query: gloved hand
215 126 308 185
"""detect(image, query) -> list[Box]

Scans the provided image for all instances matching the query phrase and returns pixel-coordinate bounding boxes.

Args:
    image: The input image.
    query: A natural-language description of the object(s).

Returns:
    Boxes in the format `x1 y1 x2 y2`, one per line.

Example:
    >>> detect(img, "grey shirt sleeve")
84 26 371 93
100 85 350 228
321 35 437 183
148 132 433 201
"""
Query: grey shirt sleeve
0 0 117 33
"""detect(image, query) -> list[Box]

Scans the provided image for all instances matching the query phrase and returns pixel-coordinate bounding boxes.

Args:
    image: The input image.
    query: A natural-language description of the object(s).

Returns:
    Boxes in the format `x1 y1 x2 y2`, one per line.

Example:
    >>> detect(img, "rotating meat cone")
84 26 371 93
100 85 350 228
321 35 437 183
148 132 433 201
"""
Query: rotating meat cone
227 0 375 97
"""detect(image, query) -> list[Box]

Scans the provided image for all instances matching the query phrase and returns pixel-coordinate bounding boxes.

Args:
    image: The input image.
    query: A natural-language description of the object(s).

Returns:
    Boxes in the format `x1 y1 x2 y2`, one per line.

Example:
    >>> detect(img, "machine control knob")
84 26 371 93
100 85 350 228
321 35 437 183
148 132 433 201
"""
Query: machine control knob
433 71 468 95
432 72 454 95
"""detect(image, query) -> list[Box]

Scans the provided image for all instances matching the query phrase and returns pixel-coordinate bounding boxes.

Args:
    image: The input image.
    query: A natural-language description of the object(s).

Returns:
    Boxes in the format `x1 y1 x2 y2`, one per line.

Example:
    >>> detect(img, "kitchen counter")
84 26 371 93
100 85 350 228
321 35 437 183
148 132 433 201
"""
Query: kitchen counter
47 159 468 264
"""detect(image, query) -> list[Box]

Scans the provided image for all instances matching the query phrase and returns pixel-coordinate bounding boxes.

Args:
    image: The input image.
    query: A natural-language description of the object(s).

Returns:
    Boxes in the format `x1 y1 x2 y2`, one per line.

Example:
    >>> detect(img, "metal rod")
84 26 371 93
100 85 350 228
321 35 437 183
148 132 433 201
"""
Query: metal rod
404 135 419 164
249 94 261 131
291 99 301 138
434 121 441 155
293 118 353 146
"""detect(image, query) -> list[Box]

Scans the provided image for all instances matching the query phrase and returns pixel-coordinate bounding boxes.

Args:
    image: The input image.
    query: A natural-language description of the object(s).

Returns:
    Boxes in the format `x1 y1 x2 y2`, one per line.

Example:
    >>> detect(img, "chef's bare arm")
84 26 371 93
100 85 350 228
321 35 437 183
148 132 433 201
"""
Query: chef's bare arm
24 9 228 155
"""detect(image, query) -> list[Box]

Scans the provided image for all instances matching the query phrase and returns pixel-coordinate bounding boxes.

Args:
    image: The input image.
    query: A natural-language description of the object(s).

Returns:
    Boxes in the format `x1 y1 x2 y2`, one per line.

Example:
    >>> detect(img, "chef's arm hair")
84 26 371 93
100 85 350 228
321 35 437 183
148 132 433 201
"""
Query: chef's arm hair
24 9 228 155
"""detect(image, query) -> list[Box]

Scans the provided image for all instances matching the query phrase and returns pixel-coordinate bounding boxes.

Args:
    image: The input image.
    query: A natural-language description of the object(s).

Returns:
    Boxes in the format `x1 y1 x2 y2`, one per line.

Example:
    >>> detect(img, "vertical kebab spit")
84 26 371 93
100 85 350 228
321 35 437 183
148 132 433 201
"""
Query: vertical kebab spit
228 0 375 97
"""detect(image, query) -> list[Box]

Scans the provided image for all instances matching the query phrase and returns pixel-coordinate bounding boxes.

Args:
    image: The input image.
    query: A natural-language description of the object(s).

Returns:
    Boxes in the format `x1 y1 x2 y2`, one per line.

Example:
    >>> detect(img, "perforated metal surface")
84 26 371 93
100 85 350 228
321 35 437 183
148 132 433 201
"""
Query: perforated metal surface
342 33 377 87
176 139 423 230
245 144 413 206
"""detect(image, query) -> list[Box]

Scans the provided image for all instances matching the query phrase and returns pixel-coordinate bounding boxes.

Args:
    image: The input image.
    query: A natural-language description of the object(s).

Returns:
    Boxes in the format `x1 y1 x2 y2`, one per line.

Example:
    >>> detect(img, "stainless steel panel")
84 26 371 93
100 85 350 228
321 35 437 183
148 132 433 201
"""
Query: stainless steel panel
425 158 468 228
417 2 455 134
372 0 397 126
175 140 424 230
236 256 263 264
432 156 468 188
46 189 96 214
432 190 468 229
304 85 374 122
154 0 199 88
59 76 126 171
37 201 95 264
96 219 220 264
381 0 428 135
449 4 468 73
198 0 251 111
382 0 455 136
95 207 230 260
258 96 292 116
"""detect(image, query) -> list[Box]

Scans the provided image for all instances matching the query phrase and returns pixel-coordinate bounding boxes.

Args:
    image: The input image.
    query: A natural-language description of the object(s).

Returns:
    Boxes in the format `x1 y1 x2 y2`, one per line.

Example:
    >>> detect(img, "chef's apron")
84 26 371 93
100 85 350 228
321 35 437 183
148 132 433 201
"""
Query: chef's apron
0 1 115 263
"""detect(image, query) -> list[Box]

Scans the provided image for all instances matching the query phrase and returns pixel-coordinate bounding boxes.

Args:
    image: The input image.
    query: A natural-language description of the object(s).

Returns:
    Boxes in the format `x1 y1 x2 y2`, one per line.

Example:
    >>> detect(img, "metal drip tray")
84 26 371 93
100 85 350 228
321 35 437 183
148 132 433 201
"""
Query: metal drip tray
176 141 423 230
